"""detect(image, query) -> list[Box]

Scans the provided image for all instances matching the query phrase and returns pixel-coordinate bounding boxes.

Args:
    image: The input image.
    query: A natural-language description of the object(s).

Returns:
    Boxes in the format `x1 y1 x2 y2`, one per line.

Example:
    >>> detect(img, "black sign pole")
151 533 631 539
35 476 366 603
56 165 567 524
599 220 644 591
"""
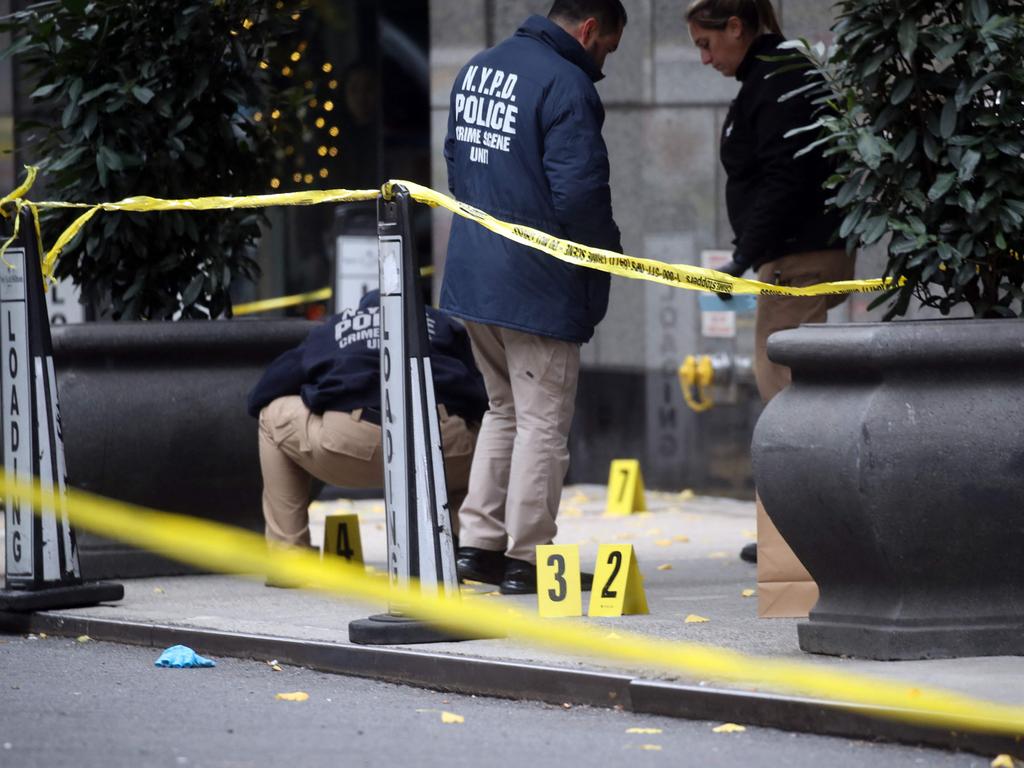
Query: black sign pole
348 187 474 645
0 209 123 611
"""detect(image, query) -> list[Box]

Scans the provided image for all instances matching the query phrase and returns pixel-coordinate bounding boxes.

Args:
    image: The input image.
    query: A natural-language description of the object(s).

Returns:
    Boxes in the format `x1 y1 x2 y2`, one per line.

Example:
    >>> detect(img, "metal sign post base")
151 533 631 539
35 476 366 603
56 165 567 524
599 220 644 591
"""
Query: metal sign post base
0 581 124 612
349 613 496 645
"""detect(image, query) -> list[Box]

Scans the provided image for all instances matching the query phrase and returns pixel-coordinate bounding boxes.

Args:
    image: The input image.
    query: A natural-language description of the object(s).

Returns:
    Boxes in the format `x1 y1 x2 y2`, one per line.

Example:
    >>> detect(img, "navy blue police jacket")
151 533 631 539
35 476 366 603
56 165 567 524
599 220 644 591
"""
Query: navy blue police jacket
441 15 622 344
247 291 488 423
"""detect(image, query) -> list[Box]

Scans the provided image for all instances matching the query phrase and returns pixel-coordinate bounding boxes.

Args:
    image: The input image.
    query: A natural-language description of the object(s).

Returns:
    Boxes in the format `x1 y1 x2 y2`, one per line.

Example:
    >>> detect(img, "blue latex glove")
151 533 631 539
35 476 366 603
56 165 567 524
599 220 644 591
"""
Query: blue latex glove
154 645 216 668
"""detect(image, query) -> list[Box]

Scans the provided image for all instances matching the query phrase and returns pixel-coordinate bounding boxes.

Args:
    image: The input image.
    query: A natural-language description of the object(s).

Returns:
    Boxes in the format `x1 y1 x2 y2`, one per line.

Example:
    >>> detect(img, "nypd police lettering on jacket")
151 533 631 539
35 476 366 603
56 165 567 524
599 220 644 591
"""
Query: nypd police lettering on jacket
248 291 487 423
335 305 380 350
453 67 520 165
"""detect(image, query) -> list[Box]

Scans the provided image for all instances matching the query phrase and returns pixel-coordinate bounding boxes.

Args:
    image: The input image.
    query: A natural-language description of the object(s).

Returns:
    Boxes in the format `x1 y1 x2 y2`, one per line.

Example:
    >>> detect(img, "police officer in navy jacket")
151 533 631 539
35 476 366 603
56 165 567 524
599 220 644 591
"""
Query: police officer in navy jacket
249 290 487 555
442 0 626 594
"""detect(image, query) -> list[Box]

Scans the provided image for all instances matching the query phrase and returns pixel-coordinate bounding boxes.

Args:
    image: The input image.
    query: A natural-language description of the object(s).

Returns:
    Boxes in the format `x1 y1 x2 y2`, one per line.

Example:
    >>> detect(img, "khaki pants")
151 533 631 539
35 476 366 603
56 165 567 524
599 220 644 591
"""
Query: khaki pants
459 322 580 563
259 396 477 547
754 249 854 617
754 249 856 401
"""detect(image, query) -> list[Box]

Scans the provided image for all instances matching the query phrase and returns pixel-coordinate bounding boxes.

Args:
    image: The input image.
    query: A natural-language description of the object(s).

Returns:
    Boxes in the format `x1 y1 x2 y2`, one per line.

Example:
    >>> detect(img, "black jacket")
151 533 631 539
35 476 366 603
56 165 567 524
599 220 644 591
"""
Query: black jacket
721 34 842 270
247 291 488 424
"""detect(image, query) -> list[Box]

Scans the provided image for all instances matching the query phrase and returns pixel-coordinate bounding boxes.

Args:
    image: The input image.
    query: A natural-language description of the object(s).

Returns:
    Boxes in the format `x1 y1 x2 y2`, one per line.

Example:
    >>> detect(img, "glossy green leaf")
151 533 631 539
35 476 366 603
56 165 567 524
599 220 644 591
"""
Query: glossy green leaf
939 99 957 139
131 85 155 104
927 173 956 202
897 18 918 59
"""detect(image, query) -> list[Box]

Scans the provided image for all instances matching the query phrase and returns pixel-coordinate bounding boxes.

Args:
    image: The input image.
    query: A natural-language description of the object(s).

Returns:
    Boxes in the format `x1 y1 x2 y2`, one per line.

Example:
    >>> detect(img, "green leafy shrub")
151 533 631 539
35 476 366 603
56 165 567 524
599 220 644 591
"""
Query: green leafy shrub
1 0 307 319
794 1 1024 318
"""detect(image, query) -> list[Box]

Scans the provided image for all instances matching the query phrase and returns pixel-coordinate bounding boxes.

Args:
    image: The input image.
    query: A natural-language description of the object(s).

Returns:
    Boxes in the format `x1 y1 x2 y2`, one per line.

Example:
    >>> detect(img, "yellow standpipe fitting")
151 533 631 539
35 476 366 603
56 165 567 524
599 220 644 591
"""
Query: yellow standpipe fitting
679 355 714 413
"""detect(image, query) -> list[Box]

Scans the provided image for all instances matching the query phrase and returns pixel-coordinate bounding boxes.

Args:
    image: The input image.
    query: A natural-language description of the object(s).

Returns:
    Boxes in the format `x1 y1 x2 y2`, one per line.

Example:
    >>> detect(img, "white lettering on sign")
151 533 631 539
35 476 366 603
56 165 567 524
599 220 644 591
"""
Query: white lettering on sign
701 310 737 339
1 249 33 578
378 236 410 591
453 64 519 165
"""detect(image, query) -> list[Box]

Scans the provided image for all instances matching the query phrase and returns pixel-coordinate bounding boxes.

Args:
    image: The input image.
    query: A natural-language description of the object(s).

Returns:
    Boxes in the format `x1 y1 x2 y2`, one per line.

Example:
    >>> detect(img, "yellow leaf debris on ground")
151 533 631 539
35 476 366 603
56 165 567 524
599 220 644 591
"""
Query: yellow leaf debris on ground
741 529 757 540
417 709 464 724
708 551 728 559
615 532 636 540
685 615 710 624
562 507 584 518
638 744 663 751
268 660 283 672
991 755 1016 768
655 539 673 547
76 635 91 643
38 633 47 639
626 728 663 735
712 723 747 733
657 564 673 571
742 589 756 598
153 587 165 594
570 493 590 505
644 528 662 536
679 489 695 500
275 692 310 702
673 535 690 543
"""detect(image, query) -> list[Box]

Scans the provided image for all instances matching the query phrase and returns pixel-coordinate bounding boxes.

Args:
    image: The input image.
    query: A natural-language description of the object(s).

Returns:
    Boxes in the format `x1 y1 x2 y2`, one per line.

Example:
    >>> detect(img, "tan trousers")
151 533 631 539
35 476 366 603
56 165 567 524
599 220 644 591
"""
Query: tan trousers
458 322 580 563
754 249 854 617
754 249 856 401
259 396 477 547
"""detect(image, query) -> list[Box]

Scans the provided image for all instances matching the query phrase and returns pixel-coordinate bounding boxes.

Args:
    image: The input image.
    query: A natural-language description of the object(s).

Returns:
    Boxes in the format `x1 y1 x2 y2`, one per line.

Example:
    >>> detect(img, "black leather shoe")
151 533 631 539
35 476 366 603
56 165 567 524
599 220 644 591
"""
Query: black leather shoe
456 546 507 585
499 558 536 595
740 542 757 564
498 561 596 595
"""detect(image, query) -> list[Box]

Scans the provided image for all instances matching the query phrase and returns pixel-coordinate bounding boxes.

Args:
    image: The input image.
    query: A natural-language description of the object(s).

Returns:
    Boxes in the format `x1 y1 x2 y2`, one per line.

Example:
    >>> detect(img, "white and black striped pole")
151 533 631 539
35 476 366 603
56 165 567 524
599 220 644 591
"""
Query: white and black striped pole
349 186 467 644
0 210 123 611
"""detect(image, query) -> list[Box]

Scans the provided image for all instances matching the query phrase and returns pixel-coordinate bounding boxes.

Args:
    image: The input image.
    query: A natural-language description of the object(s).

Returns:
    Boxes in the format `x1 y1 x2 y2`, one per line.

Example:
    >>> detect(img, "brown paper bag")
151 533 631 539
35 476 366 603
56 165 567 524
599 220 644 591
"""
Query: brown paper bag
756 493 819 618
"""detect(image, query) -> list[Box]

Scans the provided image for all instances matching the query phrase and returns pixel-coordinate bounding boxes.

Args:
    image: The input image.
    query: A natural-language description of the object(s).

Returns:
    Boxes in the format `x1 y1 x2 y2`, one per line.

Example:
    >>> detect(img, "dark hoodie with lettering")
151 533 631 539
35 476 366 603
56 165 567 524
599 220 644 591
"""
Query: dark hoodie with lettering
721 34 843 270
247 291 487 423
441 15 622 344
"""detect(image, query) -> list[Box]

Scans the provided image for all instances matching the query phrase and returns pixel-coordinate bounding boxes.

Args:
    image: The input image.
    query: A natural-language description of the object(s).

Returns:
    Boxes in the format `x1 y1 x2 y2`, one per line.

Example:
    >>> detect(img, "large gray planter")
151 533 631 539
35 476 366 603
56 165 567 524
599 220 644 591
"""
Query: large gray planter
52 319 316 579
752 320 1024 660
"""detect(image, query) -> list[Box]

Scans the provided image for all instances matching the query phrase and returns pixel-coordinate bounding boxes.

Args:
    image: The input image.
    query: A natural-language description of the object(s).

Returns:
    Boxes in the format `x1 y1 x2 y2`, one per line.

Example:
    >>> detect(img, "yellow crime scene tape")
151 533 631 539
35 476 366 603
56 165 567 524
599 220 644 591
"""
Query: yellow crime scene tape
2 469 1022 739
385 179 893 298
234 287 334 316
0 167 890 298
233 267 437 317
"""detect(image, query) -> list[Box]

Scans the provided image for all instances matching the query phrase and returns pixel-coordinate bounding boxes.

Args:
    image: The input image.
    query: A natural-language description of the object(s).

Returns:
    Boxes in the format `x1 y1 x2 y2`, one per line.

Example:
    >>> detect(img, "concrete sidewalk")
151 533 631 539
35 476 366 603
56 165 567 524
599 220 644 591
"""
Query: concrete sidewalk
2 485 1022 757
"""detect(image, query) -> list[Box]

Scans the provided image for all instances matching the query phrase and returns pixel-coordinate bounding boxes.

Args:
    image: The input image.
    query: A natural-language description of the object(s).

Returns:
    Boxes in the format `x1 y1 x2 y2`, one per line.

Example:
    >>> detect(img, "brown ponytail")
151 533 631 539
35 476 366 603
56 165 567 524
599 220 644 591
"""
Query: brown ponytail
686 0 783 36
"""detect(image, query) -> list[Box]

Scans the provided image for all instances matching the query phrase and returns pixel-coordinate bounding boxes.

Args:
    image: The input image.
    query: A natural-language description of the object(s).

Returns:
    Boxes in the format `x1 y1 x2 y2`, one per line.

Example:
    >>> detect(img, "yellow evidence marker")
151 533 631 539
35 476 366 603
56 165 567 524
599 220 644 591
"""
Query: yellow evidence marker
588 544 649 616
536 544 583 617
322 513 364 564
605 459 647 516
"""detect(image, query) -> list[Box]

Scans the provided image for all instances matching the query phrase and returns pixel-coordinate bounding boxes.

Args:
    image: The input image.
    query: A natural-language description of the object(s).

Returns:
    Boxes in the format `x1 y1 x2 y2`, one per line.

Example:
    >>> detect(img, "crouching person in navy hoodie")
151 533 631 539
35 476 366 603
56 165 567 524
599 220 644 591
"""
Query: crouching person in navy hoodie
248 290 488 556
442 0 626 594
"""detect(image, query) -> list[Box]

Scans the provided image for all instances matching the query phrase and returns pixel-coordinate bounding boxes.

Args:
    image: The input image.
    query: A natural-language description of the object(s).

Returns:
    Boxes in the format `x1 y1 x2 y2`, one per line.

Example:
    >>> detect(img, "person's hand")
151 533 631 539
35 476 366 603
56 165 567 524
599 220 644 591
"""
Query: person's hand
714 259 747 301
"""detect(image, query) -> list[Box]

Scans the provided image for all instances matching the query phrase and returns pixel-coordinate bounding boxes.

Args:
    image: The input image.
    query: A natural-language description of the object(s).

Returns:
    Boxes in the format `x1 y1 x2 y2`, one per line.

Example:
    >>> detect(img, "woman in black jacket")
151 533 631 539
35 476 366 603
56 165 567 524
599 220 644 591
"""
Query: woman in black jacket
687 0 855 402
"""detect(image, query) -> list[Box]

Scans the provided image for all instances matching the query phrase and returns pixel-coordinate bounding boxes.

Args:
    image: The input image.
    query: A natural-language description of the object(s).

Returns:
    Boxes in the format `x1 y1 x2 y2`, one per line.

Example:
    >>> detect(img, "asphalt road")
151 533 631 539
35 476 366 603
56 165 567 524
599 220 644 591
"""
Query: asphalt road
0 634 993 768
